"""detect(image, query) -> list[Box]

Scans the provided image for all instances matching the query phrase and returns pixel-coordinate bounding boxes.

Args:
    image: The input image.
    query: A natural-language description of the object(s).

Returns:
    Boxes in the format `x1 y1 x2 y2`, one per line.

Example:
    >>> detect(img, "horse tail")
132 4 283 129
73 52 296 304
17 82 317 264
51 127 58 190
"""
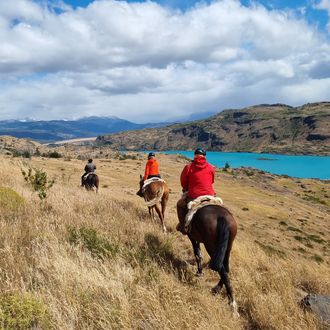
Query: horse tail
209 217 230 272
144 185 164 207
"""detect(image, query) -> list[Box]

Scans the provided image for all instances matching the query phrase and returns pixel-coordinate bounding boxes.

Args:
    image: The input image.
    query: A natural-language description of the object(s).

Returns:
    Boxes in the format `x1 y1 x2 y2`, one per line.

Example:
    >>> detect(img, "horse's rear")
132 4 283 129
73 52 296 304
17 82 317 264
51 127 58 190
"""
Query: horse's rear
138 178 169 232
84 173 99 193
189 205 238 316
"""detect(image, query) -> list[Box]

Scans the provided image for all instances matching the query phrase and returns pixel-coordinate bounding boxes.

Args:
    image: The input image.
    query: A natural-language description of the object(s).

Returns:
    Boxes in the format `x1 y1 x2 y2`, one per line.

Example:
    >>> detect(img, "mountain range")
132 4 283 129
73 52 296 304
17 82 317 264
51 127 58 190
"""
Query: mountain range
0 116 168 142
96 102 330 155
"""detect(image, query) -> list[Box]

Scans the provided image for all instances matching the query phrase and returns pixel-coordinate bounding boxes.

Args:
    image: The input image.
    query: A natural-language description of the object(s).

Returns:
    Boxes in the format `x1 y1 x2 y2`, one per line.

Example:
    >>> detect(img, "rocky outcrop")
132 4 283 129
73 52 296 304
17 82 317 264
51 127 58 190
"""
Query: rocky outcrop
97 102 330 155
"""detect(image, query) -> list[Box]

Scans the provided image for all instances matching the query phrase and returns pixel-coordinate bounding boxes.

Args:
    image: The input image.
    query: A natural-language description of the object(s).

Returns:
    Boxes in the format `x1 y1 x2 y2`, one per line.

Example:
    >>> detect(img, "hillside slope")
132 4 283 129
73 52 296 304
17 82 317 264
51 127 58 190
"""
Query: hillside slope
0 151 329 329
97 102 330 155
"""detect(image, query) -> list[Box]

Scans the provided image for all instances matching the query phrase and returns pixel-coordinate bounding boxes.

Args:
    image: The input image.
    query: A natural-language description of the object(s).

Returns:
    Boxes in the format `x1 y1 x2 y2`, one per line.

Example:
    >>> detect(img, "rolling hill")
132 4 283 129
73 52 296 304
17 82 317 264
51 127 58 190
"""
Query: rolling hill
0 150 328 329
97 102 330 155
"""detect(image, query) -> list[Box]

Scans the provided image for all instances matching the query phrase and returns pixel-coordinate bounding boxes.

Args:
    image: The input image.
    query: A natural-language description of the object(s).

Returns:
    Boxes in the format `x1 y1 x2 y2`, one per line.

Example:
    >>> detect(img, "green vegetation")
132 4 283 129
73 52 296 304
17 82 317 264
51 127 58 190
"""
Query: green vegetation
311 254 324 264
303 194 326 205
0 187 25 213
255 241 286 259
0 293 51 330
223 162 230 172
42 151 62 159
287 226 303 233
68 226 120 259
12 150 31 158
21 167 55 200
307 235 326 244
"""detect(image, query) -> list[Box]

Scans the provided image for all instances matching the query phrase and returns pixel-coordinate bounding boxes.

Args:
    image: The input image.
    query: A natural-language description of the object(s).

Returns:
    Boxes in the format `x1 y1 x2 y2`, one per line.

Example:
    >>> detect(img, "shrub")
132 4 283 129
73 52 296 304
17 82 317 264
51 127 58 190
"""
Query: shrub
68 226 119 259
311 254 323 263
0 293 51 329
223 161 230 172
0 187 25 213
42 151 62 159
12 150 31 158
21 167 55 200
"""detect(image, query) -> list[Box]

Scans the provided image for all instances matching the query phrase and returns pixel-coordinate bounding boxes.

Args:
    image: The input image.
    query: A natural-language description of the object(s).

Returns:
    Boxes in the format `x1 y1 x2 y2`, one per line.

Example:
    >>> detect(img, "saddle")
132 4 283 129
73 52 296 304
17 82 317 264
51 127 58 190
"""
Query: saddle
184 195 224 233
83 172 95 180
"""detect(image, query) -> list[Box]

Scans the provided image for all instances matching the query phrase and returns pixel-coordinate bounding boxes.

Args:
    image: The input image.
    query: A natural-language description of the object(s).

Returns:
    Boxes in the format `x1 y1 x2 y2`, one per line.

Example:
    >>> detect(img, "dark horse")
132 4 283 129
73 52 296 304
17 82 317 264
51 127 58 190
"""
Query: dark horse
137 175 169 232
188 204 239 316
82 173 99 193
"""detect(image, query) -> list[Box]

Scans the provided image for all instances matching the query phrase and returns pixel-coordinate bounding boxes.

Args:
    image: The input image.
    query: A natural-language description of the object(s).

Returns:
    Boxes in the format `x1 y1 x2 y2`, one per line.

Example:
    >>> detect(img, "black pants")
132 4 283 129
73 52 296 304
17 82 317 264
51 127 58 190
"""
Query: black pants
81 172 92 185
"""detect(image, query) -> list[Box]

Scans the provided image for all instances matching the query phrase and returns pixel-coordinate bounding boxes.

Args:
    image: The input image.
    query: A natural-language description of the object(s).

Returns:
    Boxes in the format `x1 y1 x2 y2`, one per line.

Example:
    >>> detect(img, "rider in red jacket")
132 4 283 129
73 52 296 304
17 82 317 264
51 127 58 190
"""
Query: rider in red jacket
177 148 215 234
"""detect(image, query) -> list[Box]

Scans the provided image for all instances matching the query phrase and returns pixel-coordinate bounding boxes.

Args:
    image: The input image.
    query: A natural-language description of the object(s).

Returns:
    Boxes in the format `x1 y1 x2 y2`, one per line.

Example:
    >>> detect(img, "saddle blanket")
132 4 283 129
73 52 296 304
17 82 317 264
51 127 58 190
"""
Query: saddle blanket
184 195 224 232
142 177 165 192
83 172 95 179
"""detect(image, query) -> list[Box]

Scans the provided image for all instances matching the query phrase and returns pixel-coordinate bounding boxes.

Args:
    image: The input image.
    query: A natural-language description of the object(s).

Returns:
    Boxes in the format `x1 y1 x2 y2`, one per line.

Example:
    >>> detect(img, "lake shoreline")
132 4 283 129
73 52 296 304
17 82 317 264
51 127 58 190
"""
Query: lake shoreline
139 150 330 180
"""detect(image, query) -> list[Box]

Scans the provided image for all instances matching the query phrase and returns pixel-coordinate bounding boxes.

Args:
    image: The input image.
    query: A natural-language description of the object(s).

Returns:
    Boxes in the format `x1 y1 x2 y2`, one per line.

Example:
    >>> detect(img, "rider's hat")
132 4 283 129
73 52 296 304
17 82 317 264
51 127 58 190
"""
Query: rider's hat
88 158 93 162
194 148 206 156
148 152 155 158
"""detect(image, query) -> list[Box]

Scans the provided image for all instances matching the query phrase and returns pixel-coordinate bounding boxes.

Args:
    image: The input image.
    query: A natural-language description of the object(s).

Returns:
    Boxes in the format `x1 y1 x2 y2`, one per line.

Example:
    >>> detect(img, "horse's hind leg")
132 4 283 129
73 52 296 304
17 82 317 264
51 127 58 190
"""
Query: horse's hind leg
155 203 166 233
215 266 239 317
161 191 169 220
212 251 231 294
188 236 203 276
148 207 154 220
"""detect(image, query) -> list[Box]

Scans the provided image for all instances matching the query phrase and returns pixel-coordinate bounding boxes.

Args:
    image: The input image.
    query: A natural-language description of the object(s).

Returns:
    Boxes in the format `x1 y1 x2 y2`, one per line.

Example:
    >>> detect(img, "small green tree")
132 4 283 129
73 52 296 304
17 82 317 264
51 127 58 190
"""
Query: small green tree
21 167 55 200
223 161 230 171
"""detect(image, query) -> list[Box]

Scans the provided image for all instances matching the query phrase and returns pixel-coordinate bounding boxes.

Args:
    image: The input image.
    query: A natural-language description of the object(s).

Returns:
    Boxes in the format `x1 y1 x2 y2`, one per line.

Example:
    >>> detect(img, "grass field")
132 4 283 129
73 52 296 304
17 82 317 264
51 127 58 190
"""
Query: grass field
0 152 329 329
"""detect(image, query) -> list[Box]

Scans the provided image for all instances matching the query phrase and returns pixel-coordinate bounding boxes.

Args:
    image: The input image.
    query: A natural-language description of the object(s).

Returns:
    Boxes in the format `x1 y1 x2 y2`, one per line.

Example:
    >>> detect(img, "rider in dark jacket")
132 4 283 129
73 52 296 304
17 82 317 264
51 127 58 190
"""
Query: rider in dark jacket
81 159 96 186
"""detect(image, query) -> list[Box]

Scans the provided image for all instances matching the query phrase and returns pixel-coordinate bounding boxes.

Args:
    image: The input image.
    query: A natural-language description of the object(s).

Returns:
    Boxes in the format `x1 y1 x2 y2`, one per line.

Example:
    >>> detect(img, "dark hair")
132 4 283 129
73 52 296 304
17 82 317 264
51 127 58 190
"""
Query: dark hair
88 159 93 163
148 152 155 158
194 148 206 156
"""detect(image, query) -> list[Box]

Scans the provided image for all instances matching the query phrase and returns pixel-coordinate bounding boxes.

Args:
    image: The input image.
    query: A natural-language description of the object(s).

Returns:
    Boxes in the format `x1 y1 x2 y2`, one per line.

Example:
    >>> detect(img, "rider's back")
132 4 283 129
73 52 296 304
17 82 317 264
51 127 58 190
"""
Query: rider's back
181 156 215 199
85 163 96 173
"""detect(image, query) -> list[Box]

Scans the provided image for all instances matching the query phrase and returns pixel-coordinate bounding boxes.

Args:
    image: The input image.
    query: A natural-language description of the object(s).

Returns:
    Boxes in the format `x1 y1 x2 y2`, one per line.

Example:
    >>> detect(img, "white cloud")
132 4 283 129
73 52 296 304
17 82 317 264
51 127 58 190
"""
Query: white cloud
0 0 329 122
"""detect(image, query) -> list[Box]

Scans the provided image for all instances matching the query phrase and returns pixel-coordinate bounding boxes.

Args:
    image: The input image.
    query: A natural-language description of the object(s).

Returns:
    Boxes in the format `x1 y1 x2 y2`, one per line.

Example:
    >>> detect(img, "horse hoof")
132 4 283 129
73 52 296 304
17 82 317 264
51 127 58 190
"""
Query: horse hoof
230 300 240 318
195 271 203 277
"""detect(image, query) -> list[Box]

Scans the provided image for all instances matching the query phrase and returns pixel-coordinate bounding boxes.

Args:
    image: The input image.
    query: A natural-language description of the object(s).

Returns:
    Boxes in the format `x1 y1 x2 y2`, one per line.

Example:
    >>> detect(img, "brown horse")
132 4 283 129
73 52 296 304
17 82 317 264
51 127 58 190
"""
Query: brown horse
188 204 239 316
137 175 169 232
82 173 99 193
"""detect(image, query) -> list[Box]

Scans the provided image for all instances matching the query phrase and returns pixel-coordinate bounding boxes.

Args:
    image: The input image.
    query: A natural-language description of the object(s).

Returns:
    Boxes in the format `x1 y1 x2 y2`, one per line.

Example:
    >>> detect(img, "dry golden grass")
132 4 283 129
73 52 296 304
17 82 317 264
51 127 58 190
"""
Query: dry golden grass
0 153 329 329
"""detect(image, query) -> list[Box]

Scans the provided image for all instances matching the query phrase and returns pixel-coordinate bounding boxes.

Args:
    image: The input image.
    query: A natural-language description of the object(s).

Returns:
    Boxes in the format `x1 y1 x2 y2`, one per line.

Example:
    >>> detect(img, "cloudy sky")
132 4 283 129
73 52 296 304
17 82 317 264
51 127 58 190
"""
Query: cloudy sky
0 0 329 122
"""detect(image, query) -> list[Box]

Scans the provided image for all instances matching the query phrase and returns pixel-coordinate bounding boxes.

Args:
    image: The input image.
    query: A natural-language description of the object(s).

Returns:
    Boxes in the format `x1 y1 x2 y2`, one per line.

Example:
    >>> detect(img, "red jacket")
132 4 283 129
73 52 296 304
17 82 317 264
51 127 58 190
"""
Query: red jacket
144 158 160 180
180 156 215 199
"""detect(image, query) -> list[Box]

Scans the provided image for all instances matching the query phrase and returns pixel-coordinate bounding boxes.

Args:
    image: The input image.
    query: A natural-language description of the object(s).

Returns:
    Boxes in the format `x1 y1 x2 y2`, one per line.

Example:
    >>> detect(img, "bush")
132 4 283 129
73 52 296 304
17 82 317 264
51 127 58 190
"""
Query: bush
0 187 25 213
21 167 55 200
68 226 119 259
12 150 31 158
42 151 62 159
0 293 51 329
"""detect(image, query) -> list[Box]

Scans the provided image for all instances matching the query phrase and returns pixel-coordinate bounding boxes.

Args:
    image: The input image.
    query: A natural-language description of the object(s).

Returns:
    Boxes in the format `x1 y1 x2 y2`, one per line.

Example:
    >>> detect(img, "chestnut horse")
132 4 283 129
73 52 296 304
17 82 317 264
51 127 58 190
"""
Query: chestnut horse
188 204 239 316
137 175 169 232
82 173 99 193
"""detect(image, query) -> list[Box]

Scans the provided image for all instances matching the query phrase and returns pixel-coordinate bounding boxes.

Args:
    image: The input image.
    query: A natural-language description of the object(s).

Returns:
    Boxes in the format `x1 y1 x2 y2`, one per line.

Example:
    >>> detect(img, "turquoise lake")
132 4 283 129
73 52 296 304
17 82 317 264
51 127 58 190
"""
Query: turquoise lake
156 151 330 180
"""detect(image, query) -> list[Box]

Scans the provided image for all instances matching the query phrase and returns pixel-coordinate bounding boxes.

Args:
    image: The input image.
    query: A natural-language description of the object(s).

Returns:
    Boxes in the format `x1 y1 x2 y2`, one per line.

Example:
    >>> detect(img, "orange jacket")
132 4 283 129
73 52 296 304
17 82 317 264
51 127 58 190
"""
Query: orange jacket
144 158 160 180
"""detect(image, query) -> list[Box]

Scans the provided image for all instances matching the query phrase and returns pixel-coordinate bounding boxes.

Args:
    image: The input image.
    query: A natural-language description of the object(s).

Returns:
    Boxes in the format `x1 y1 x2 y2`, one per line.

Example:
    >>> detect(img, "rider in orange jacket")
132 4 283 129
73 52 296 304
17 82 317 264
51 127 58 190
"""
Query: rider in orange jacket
144 152 161 181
